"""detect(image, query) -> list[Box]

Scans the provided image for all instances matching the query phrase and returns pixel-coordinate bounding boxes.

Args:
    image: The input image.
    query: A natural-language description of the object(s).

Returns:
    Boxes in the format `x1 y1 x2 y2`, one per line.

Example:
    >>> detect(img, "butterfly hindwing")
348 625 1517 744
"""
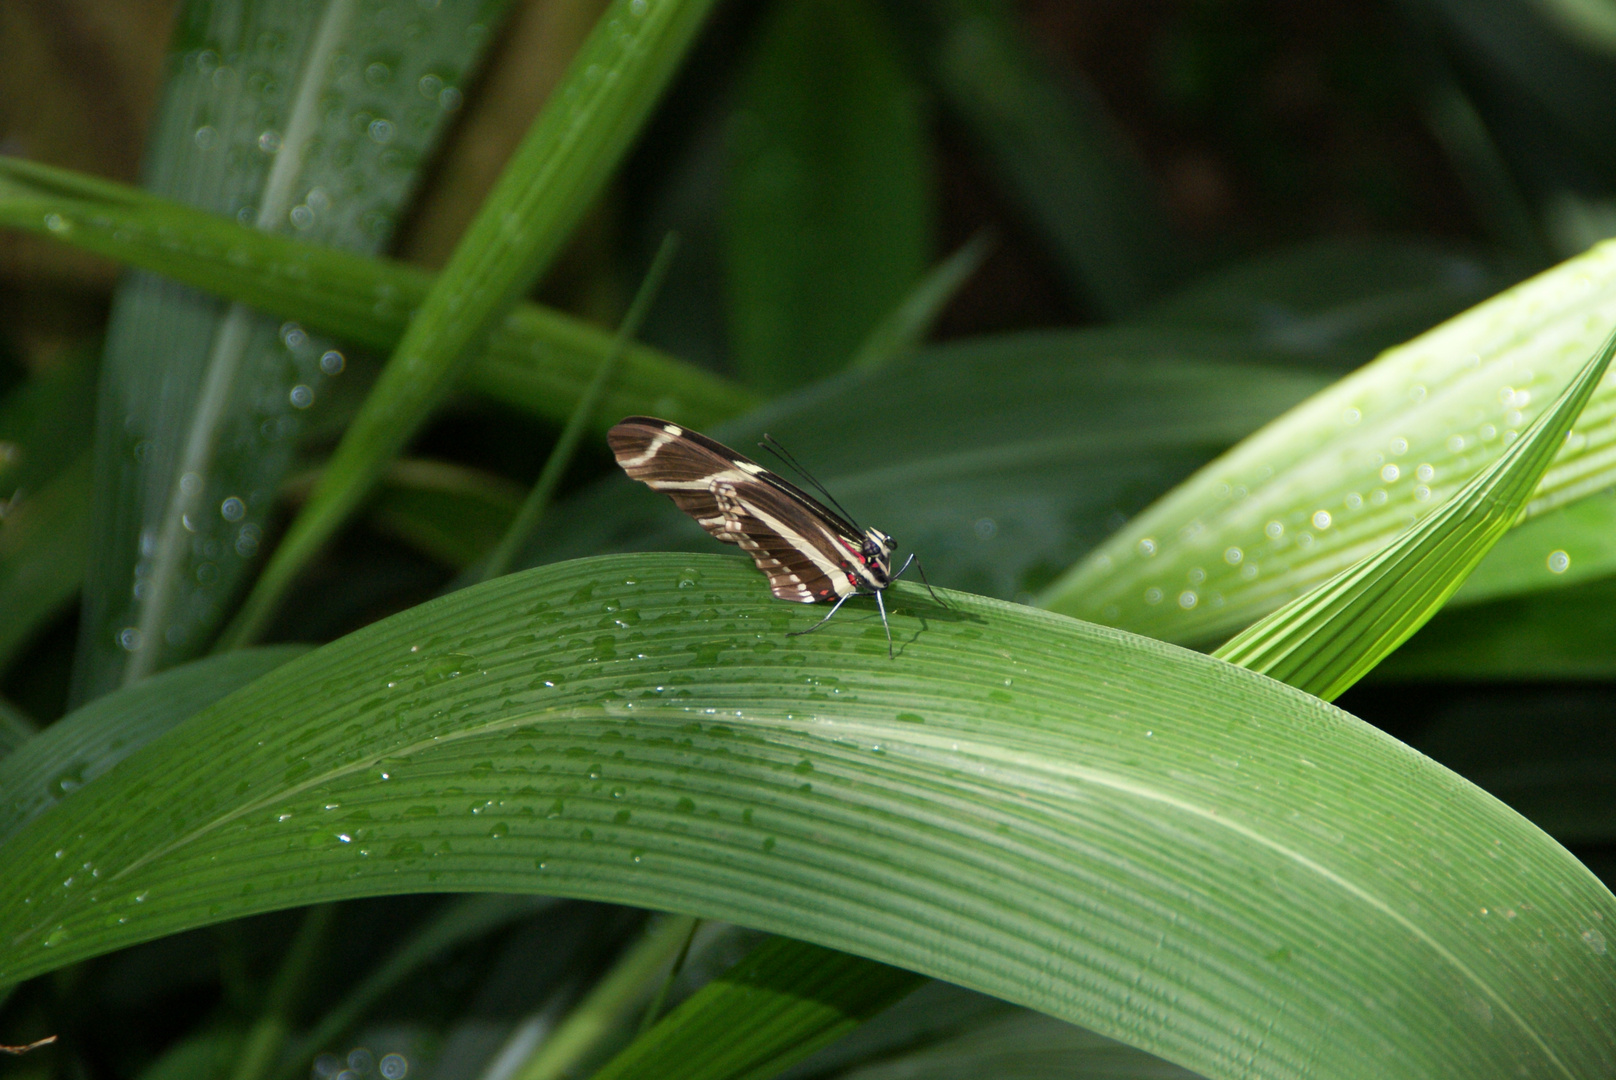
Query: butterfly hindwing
608 417 865 603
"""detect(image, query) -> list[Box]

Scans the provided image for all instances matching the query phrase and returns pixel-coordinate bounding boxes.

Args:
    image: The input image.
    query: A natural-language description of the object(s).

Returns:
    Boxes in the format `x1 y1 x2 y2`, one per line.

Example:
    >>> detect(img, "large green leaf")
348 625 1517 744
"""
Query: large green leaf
1 554 1611 1079
726 0 930 392
1043 238 1616 644
0 156 759 431
223 0 719 648
580 314 1616 1080
72 0 509 700
525 329 1328 600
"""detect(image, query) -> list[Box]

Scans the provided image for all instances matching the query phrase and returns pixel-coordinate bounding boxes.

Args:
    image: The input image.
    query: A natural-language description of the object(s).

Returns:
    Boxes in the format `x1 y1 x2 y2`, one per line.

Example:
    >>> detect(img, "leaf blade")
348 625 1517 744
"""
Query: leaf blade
1 554 1610 1080
1214 326 1616 699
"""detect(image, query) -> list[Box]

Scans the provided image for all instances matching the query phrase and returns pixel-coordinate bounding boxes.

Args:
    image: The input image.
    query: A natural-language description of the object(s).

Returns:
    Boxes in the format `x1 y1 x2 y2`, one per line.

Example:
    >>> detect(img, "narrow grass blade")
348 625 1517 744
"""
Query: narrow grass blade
221 0 717 648
1045 238 1616 644
588 937 923 1080
0 156 759 431
847 232 991 372
1214 327 1616 700
272 896 560 1080
1 553 1610 1079
482 234 680 582
509 914 696 1080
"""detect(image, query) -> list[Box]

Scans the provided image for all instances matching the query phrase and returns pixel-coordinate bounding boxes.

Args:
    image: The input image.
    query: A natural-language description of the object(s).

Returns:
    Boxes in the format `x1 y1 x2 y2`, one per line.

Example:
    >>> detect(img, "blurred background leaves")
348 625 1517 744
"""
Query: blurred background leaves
5 0 1616 1077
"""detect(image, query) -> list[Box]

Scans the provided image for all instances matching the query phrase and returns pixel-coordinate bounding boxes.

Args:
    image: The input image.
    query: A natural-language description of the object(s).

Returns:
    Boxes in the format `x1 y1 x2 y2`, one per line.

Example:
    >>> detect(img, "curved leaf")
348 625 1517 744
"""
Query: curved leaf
1044 238 1616 645
0 156 759 431
0 554 1611 1079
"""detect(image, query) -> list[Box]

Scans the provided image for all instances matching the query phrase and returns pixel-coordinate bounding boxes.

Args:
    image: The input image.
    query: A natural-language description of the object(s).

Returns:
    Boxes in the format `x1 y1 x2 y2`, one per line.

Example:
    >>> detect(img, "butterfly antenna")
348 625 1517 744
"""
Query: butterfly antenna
891 553 949 610
758 433 864 530
913 557 948 609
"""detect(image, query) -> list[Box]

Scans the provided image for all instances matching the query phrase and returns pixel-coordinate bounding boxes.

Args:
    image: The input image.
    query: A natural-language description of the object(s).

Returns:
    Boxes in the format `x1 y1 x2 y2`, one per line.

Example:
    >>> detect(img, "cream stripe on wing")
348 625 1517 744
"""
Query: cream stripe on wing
616 424 685 468
735 497 858 598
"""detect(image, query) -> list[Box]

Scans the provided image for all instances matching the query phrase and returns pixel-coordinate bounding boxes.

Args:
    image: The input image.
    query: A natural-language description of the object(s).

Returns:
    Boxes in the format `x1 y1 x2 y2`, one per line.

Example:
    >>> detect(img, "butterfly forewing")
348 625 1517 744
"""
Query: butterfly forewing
608 417 868 603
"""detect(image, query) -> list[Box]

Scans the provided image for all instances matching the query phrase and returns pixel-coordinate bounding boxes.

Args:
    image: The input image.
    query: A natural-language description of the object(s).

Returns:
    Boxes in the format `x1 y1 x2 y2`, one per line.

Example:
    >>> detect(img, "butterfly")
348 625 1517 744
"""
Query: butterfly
607 417 941 656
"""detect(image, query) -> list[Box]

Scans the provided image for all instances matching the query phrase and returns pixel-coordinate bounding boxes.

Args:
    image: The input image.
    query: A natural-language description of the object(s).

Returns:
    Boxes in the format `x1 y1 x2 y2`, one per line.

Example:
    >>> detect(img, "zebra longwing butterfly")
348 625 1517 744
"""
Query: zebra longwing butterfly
607 417 939 656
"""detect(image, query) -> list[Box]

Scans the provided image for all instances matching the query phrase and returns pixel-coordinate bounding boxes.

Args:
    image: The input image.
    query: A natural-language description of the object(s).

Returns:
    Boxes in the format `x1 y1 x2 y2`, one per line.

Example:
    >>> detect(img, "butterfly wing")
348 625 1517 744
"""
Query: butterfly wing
608 417 862 603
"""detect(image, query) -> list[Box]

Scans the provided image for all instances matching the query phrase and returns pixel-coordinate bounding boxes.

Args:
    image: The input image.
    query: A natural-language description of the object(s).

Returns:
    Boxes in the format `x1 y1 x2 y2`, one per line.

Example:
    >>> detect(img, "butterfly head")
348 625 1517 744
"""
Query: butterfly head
861 528 896 581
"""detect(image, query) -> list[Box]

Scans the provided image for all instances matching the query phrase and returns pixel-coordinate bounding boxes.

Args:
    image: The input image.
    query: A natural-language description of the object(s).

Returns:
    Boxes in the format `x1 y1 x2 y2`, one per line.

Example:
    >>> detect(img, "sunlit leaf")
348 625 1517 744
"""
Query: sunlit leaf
1044 238 1616 645
1 554 1611 1079
1213 327 1616 700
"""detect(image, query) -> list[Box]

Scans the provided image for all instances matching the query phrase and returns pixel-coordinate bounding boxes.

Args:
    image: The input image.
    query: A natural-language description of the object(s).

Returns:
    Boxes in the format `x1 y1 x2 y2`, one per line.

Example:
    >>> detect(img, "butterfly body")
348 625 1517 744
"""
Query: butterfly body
608 417 933 654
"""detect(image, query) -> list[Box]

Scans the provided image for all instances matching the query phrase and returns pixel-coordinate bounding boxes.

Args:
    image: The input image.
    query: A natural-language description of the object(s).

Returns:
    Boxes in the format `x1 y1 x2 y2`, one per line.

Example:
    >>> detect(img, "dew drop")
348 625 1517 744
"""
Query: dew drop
1548 550 1571 574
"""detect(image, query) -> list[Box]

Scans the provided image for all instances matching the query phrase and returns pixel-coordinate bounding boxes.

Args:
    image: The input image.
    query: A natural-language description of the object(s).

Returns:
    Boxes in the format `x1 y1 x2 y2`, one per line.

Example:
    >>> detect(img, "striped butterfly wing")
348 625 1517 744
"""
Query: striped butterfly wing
608 417 862 603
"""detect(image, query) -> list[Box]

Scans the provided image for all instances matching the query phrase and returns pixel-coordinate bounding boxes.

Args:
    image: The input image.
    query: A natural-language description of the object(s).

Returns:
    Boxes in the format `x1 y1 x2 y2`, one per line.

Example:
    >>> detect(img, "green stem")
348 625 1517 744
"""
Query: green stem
227 904 338 1080
509 914 698 1080
480 234 680 582
636 918 700 1035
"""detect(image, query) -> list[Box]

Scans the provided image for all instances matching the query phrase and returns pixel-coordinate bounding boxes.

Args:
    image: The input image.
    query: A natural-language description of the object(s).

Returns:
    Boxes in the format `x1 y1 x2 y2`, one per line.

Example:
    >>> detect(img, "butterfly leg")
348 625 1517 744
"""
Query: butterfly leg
786 590 856 638
874 585 893 658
